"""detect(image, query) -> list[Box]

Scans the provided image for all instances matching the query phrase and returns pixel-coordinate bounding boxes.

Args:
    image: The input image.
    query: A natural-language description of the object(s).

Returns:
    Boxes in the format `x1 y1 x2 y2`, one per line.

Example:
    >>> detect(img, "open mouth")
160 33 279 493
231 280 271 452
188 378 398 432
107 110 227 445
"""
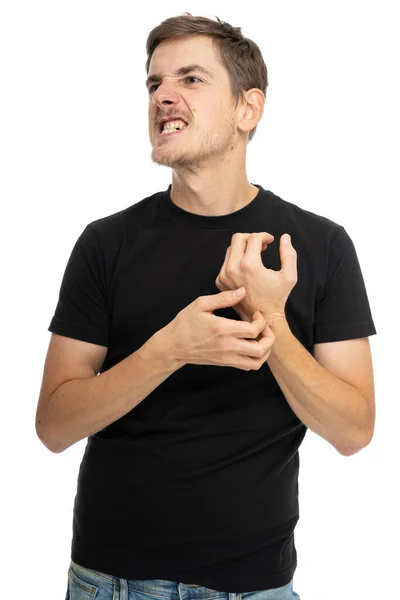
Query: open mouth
158 119 188 135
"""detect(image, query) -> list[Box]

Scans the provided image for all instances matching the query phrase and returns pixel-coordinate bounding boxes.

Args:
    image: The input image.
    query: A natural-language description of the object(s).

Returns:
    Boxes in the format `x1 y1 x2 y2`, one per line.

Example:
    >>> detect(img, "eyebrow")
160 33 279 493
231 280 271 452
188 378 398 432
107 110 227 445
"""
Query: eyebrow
145 64 214 89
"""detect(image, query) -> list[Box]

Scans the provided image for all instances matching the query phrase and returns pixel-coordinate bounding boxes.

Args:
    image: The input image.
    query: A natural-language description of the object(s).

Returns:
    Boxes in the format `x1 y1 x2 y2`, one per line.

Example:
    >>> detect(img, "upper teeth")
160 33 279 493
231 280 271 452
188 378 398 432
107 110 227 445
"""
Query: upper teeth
161 119 187 133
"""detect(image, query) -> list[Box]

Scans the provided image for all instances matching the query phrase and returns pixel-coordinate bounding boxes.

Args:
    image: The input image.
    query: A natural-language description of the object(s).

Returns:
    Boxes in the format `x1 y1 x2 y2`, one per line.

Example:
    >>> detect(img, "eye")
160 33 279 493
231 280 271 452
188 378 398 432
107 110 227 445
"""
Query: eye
185 76 202 85
148 76 202 95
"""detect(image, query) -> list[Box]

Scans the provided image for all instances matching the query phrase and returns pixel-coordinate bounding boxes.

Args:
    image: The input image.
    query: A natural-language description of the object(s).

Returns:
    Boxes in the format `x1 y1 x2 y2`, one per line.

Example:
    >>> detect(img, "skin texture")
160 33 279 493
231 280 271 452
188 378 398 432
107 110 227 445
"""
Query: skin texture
148 35 239 171
147 34 265 216
215 231 296 326
146 34 376 455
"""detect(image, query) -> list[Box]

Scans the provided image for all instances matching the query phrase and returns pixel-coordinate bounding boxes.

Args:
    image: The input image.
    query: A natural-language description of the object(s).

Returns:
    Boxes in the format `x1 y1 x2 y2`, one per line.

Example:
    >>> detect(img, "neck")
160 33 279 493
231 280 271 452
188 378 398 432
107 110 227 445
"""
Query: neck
170 169 259 217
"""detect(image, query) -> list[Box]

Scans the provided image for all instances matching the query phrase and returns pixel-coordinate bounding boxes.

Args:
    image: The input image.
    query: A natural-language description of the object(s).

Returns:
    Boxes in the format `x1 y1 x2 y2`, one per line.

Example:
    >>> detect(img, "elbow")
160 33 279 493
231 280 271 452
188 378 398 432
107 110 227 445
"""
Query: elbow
337 445 361 457
336 429 374 457
35 420 64 454
36 433 62 454
41 439 64 454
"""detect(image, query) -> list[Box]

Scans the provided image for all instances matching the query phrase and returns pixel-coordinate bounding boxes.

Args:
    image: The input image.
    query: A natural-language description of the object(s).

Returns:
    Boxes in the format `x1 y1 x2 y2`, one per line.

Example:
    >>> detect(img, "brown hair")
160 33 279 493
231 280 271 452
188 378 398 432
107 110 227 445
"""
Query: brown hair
145 13 268 142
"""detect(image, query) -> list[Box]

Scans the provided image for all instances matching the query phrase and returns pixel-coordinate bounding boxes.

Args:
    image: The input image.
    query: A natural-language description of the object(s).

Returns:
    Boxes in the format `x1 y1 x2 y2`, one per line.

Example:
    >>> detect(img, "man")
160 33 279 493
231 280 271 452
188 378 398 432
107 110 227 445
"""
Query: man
36 13 376 600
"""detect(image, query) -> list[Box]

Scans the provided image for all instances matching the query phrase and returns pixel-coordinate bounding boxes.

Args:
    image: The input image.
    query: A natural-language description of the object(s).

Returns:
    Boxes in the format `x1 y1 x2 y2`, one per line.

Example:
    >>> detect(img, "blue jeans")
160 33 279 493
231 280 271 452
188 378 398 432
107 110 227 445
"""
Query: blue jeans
65 560 300 600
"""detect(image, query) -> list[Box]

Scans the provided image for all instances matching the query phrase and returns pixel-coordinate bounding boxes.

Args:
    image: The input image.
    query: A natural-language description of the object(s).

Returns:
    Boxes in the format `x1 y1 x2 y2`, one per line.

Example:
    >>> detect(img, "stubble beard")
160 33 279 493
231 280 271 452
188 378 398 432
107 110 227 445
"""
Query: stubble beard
150 122 236 174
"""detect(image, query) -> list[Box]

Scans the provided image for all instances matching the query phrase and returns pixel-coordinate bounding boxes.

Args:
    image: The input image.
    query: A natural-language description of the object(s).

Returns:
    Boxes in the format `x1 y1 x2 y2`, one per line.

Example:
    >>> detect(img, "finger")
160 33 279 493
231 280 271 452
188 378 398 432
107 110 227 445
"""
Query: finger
231 232 274 243
251 310 267 334
216 245 233 289
280 233 297 279
213 314 264 339
202 288 246 314
234 337 272 358
234 327 275 357
251 231 274 243
228 235 248 279
243 232 273 264
229 232 273 273
258 324 275 348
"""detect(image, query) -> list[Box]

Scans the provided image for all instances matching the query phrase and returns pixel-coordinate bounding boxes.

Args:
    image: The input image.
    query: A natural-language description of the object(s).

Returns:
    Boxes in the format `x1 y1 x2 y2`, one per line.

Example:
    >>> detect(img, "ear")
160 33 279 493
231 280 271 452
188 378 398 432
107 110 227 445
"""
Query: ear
237 88 265 135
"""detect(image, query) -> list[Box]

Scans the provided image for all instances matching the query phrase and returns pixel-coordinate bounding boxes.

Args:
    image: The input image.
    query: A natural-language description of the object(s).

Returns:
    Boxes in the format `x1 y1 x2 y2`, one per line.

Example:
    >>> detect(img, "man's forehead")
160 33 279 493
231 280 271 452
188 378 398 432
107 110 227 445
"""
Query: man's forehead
152 34 215 58
148 36 223 77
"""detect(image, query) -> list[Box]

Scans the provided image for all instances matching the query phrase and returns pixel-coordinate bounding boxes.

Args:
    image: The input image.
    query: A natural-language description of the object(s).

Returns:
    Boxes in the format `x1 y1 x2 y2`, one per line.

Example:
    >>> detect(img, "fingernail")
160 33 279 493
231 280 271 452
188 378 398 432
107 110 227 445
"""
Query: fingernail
233 287 244 297
284 234 291 244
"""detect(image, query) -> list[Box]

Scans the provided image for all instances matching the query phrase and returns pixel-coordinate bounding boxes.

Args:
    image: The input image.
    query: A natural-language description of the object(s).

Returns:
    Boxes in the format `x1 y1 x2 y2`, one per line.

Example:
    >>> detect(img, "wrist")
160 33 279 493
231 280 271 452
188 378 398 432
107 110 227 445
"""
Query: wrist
143 326 185 373
154 324 187 371
261 312 287 328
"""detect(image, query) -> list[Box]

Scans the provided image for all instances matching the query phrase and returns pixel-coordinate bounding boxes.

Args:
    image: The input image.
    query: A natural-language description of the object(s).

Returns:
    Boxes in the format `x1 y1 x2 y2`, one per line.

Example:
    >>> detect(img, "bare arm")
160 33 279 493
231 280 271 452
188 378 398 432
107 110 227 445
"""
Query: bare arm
37 288 272 454
38 327 181 453
266 317 375 456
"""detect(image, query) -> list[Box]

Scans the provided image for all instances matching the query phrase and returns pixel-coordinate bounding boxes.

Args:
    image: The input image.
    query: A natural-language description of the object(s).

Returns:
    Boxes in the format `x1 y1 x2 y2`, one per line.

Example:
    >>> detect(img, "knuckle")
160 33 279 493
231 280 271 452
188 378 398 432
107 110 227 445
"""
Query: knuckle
250 325 259 338
256 357 267 370
241 258 255 272
283 271 296 285
214 323 224 338
196 298 206 312
219 338 229 352
256 345 265 358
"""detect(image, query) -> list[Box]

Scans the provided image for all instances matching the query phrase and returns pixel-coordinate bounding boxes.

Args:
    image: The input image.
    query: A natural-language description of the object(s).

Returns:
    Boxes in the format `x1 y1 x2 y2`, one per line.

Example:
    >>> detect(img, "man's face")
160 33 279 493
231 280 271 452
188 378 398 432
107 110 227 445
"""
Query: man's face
147 35 241 171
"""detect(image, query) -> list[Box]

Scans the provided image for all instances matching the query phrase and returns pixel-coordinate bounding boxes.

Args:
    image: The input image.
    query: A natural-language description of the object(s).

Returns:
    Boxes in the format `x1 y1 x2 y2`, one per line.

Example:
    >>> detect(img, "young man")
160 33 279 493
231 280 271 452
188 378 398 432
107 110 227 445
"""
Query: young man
36 14 376 600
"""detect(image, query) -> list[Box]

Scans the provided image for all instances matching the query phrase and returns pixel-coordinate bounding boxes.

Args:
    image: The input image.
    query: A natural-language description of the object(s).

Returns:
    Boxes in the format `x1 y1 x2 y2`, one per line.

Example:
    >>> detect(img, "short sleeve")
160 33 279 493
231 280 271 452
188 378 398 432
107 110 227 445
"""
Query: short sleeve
313 226 377 344
48 225 109 346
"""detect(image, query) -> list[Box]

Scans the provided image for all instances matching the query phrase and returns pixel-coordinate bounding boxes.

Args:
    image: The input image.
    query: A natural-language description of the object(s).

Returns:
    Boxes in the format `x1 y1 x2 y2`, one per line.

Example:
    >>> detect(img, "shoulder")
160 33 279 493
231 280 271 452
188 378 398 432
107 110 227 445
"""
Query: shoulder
263 189 346 259
266 189 342 240
82 189 165 253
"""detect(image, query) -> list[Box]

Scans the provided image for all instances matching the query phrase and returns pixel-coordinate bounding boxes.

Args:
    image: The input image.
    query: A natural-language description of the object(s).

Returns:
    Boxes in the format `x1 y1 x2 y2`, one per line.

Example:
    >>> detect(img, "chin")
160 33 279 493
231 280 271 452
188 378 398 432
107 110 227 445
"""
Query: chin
151 154 177 168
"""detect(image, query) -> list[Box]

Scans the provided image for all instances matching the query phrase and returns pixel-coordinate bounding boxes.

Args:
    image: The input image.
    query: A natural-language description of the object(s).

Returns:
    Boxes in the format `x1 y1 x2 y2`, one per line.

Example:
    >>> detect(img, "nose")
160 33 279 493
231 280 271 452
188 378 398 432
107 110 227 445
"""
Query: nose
151 79 181 107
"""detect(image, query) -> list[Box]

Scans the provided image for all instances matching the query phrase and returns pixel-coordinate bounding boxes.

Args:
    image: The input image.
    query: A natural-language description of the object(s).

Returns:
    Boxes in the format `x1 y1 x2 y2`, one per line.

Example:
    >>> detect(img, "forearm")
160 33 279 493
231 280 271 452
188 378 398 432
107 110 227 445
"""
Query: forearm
266 318 372 456
40 327 182 453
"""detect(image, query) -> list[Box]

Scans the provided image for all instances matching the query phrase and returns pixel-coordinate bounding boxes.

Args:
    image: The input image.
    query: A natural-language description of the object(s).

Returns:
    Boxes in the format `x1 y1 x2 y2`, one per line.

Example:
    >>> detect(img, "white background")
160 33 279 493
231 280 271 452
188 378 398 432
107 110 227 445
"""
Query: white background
1 1 398 599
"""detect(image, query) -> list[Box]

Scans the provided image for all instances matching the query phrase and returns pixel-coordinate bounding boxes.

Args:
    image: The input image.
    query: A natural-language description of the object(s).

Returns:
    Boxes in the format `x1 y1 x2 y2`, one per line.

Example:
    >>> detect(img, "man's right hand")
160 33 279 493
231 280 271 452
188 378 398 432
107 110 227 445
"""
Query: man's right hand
165 287 275 371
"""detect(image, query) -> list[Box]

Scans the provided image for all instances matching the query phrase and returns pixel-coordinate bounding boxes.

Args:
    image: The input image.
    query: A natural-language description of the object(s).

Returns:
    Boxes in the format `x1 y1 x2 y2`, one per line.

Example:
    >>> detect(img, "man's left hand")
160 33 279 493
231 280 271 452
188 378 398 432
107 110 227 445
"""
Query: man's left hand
215 232 298 325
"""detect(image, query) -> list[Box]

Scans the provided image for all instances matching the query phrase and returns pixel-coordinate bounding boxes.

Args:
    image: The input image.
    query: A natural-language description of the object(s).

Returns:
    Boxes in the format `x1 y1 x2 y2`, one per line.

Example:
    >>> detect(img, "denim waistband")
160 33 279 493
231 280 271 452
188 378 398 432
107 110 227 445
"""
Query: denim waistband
69 561 243 600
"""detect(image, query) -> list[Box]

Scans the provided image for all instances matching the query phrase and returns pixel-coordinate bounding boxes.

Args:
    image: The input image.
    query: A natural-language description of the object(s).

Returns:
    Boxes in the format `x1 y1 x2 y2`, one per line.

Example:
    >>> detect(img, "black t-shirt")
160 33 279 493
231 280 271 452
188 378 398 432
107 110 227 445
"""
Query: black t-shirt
48 184 377 592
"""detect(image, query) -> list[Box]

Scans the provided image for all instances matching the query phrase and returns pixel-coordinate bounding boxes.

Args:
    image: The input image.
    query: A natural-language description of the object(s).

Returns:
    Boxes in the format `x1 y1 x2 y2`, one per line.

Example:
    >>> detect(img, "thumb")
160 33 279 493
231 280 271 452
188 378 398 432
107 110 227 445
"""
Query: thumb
252 311 274 337
210 287 246 309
